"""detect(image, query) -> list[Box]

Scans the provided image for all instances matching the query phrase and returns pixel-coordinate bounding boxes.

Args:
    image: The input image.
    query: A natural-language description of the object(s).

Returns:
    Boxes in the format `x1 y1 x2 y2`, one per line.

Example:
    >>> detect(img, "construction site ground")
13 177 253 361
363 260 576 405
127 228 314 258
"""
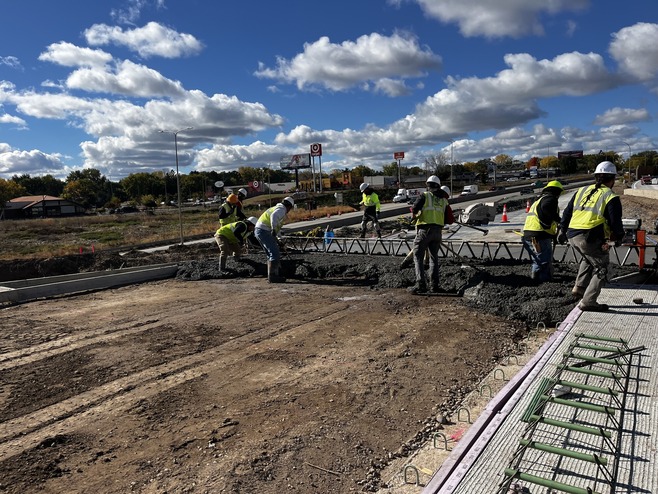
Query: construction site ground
1 190 656 494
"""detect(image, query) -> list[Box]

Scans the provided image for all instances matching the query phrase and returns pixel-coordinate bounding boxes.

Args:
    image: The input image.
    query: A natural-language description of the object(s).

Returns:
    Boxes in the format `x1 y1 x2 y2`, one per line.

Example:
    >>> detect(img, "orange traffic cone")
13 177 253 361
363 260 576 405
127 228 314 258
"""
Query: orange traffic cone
501 204 509 223
525 200 531 213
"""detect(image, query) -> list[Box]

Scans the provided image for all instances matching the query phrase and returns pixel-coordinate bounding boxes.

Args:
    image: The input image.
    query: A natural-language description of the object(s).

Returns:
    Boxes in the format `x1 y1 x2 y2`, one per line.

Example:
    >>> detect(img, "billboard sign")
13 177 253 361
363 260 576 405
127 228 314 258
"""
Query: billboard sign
557 150 583 159
310 143 322 157
394 151 405 160
280 153 311 170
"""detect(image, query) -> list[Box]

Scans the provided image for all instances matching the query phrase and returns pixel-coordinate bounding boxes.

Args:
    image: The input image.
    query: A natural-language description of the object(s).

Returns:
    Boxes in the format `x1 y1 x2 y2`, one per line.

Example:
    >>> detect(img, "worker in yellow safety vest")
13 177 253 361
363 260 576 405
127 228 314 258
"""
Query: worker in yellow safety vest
407 176 453 294
558 161 625 312
254 196 294 283
358 183 381 238
218 188 248 226
214 216 258 272
522 180 564 281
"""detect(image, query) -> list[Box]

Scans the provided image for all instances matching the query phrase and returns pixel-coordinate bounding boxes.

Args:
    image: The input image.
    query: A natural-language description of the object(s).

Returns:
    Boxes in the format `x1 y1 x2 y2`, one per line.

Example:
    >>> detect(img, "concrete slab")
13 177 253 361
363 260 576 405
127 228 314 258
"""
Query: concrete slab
413 284 658 494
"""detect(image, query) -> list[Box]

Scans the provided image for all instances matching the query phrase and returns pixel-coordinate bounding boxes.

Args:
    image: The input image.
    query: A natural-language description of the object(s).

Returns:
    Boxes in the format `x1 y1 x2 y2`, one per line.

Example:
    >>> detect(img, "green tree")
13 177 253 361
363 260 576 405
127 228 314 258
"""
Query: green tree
120 172 163 202
12 174 65 196
66 168 110 206
62 179 97 208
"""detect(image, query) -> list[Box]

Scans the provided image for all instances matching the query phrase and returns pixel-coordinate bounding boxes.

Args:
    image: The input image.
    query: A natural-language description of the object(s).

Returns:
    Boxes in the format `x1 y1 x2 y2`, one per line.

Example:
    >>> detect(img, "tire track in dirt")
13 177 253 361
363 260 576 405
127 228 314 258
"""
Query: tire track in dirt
0 299 357 461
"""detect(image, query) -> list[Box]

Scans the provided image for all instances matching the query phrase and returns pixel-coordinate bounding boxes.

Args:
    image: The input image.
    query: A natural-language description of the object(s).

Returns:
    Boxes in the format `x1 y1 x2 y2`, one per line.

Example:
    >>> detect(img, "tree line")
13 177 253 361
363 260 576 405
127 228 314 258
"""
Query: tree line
1 150 656 210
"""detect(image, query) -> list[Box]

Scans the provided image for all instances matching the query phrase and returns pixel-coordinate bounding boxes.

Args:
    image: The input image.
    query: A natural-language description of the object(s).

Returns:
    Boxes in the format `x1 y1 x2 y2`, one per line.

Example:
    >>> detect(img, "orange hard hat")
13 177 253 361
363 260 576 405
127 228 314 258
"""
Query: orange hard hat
227 193 239 205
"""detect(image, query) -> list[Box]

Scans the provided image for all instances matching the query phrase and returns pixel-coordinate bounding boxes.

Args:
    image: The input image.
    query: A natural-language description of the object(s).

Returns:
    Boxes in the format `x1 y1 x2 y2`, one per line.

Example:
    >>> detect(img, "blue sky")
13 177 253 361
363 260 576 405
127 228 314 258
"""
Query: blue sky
0 0 657 180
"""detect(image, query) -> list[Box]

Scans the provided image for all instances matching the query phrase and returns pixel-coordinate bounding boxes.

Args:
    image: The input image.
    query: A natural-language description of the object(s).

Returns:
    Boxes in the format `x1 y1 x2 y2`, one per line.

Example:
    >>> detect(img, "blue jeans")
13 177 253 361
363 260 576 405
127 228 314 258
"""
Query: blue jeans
530 237 554 281
254 228 280 261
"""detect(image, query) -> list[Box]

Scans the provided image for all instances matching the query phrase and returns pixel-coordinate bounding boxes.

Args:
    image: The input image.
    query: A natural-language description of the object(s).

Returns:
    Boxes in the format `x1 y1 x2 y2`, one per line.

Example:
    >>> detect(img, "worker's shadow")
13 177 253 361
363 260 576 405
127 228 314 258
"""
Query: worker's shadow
606 304 658 315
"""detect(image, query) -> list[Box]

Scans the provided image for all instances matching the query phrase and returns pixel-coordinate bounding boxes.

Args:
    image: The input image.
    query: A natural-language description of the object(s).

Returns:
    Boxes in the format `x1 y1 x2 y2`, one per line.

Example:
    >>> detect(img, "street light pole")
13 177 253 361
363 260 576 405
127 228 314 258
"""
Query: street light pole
160 127 193 245
449 139 454 198
622 141 631 182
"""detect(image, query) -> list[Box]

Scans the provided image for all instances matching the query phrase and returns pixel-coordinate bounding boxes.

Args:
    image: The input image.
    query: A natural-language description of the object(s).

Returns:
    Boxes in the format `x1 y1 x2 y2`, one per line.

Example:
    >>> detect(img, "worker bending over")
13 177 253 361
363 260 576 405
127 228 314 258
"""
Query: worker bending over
408 176 454 294
255 196 294 283
218 188 248 227
214 216 258 272
358 183 381 238
558 161 624 312
522 180 563 281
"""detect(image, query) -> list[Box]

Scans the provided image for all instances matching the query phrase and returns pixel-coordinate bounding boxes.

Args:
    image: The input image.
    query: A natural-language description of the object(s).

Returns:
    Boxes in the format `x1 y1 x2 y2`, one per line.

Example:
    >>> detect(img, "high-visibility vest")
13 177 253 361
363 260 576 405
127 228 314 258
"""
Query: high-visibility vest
219 201 238 226
415 191 446 226
523 196 557 235
215 221 244 244
568 184 616 237
361 192 380 209
258 204 286 234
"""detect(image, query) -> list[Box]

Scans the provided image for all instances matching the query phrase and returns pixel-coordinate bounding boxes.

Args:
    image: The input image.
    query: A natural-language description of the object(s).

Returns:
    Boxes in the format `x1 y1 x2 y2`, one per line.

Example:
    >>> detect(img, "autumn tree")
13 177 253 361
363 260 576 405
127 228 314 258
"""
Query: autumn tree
0 178 28 219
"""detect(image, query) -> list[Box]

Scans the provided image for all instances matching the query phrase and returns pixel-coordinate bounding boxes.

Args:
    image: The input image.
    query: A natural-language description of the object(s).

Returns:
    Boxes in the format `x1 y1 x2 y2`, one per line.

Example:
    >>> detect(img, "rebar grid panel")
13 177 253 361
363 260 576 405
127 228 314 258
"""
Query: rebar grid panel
497 334 644 494
281 236 649 267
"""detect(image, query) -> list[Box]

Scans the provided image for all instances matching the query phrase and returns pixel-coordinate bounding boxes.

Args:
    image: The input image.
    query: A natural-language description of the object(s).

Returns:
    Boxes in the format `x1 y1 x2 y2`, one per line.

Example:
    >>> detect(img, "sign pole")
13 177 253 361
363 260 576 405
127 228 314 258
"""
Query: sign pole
319 155 323 193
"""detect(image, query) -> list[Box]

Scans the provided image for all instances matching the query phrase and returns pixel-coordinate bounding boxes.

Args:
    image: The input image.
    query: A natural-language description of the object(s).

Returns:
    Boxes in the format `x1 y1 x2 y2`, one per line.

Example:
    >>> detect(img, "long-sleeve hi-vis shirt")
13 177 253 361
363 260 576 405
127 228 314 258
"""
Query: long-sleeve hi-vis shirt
255 203 288 234
359 192 380 213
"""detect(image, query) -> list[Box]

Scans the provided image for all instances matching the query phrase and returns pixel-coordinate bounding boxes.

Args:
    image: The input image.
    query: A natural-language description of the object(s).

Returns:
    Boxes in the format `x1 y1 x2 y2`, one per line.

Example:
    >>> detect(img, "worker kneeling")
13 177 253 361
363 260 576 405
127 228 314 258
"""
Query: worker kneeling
408 176 454 294
255 196 294 283
522 180 564 282
214 216 258 273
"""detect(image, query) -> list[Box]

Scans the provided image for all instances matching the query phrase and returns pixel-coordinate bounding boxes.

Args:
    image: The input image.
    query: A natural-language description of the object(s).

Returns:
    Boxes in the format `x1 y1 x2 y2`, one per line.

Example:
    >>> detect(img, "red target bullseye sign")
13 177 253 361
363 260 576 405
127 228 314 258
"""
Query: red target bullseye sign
310 143 322 157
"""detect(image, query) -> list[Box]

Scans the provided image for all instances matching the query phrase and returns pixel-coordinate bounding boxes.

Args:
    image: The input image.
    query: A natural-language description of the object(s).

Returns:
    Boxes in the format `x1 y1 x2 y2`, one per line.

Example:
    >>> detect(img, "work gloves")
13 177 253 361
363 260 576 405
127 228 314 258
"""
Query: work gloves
557 232 568 245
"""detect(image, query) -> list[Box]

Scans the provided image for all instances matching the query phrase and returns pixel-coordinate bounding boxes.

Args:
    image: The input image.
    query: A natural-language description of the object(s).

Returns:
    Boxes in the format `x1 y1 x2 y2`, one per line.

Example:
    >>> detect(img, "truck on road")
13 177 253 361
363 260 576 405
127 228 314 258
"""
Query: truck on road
460 185 479 196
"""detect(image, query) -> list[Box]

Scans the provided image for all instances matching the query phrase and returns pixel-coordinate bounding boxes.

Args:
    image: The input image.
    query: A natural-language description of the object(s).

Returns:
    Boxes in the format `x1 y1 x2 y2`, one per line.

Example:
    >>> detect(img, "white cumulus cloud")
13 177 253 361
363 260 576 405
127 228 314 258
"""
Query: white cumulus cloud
84 22 204 58
594 107 651 126
255 32 441 94
402 0 590 38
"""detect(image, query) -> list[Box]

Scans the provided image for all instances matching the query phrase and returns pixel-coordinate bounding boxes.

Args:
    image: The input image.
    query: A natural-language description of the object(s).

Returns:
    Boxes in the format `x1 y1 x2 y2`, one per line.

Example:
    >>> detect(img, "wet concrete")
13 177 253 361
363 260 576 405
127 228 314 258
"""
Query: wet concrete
174 253 641 329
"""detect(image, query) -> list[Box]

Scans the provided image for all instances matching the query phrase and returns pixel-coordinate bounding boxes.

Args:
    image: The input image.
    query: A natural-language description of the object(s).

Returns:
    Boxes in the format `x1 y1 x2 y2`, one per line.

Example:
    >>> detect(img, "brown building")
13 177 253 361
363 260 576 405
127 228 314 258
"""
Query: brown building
2 195 86 220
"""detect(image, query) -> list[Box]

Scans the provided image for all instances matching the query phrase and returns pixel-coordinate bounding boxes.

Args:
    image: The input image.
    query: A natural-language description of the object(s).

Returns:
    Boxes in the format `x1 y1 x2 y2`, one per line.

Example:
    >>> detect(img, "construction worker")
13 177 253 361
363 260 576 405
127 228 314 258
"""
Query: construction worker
358 183 381 238
522 180 564 281
408 175 454 294
401 185 452 269
218 188 248 226
214 216 258 272
558 161 624 312
255 196 294 283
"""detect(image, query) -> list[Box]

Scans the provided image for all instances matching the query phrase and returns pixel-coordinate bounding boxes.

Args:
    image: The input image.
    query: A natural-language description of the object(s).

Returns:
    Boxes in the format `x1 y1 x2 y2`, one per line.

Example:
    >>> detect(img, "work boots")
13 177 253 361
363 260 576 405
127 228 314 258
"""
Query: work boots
219 256 228 273
407 282 427 295
267 260 285 283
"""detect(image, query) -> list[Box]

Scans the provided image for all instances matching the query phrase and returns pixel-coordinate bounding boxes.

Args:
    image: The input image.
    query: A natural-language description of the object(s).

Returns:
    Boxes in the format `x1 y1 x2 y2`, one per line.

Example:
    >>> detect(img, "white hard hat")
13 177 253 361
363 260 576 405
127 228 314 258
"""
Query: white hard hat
594 161 617 175
440 185 451 196
426 175 441 186
359 183 370 193
238 187 248 198
246 216 258 226
282 196 295 207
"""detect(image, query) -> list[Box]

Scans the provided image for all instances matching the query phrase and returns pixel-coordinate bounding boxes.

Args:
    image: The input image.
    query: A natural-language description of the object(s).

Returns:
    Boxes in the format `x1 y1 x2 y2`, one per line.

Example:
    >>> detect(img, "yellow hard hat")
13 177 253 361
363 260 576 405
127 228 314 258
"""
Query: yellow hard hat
227 193 239 205
545 180 563 191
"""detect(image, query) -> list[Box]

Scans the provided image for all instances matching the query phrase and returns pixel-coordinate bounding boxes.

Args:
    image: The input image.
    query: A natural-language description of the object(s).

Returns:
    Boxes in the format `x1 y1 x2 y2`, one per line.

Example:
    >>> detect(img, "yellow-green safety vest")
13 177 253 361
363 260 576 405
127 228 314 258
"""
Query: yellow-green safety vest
568 184 616 237
523 196 558 235
415 191 447 226
258 205 284 234
361 192 380 210
215 221 242 244
219 202 238 226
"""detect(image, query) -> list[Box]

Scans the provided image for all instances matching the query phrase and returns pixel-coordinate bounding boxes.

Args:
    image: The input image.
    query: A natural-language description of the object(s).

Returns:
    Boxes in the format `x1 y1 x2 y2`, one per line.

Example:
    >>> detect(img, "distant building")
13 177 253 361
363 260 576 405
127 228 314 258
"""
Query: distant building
2 195 86 220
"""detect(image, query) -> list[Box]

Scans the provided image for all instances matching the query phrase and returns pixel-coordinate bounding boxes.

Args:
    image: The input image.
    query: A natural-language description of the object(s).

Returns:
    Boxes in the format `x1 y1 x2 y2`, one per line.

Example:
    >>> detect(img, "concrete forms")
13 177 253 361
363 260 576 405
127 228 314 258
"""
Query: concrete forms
0 264 178 305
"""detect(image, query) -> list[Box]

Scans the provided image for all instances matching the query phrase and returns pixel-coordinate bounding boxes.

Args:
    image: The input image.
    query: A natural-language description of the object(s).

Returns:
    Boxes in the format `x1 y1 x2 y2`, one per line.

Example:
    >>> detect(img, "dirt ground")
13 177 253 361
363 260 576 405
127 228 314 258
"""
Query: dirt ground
1 189 655 494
